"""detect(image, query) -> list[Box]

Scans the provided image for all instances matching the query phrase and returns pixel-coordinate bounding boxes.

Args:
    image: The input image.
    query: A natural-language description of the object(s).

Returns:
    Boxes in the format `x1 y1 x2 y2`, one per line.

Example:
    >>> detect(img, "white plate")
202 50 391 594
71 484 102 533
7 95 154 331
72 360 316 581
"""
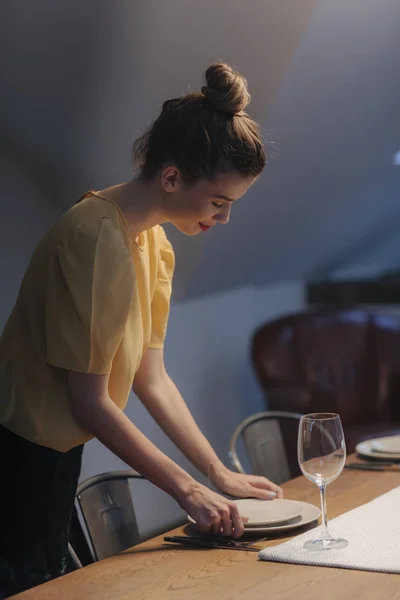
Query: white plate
356 437 400 460
235 499 303 526
243 501 321 534
187 499 302 527
371 435 400 454
187 500 320 533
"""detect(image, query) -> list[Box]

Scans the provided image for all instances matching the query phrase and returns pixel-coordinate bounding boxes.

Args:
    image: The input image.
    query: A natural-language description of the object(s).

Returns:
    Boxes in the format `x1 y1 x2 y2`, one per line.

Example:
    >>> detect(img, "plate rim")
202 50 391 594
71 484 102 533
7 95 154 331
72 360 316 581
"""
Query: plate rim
356 436 400 460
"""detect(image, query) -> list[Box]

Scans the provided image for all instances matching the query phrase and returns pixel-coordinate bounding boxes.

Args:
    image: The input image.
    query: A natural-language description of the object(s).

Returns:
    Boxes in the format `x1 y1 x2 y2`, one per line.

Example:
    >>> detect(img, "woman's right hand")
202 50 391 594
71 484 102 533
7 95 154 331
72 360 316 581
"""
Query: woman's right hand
177 482 247 538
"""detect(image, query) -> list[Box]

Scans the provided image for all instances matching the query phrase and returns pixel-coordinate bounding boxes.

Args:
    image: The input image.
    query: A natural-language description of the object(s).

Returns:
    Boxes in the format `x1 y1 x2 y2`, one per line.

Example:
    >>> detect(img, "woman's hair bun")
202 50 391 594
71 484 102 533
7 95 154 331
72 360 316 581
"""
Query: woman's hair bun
201 62 251 116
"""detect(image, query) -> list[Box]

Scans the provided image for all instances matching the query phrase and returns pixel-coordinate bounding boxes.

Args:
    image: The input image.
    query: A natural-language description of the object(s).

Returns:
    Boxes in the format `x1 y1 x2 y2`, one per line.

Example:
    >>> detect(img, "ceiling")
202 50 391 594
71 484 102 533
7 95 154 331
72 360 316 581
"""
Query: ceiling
2 0 400 300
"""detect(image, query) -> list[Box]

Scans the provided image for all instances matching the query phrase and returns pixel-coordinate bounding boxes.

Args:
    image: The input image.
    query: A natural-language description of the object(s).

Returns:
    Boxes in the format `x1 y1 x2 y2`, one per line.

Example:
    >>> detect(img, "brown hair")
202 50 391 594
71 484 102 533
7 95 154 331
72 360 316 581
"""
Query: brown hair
132 62 266 184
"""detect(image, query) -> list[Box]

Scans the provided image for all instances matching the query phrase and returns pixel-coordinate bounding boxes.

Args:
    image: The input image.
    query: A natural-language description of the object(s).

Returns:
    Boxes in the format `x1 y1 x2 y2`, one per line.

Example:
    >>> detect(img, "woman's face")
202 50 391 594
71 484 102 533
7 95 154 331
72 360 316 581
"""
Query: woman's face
161 168 257 236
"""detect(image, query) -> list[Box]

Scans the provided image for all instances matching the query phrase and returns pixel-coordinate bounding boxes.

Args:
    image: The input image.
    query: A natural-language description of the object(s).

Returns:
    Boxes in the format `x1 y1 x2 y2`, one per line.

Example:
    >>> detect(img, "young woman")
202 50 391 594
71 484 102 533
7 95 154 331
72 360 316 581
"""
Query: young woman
0 62 282 596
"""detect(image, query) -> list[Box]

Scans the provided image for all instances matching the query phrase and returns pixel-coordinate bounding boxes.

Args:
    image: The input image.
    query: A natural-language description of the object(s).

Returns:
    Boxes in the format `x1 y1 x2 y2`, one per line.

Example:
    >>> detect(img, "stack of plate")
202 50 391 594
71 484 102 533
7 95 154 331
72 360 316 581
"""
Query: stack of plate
188 498 320 535
356 435 400 461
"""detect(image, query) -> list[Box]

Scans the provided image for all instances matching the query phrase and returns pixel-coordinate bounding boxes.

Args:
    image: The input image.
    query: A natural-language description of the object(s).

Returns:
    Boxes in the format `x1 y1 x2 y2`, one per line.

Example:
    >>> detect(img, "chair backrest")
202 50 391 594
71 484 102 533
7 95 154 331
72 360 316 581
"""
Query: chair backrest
76 470 144 561
229 411 303 484
251 310 400 427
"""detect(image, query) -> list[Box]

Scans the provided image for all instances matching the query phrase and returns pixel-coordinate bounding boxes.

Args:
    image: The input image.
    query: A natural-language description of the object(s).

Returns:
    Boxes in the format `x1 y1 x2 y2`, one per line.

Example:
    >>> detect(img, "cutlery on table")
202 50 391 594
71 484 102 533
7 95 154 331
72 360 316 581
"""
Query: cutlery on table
163 535 263 552
345 462 400 471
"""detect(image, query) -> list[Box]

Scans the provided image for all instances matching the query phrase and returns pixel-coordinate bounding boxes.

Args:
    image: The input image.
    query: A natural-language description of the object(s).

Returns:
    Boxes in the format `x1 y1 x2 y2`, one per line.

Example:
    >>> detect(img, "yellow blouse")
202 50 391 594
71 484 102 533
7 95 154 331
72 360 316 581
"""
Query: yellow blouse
0 191 175 451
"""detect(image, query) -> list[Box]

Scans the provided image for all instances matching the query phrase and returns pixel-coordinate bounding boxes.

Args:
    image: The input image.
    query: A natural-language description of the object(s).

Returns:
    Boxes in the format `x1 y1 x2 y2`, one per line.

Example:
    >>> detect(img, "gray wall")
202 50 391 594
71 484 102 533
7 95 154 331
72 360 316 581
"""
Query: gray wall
2 0 400 299
0 147 60 329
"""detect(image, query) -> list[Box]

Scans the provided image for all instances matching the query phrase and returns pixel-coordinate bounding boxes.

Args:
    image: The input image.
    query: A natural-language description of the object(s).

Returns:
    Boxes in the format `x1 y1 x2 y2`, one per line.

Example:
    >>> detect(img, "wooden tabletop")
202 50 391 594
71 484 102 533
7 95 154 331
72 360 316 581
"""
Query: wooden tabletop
15 457 400 600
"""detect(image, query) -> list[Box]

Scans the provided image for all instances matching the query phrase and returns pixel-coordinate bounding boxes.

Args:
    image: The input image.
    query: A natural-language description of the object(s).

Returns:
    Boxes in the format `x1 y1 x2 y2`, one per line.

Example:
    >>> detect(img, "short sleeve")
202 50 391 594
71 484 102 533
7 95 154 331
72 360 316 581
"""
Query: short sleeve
149 227 175 348
45 218 135 374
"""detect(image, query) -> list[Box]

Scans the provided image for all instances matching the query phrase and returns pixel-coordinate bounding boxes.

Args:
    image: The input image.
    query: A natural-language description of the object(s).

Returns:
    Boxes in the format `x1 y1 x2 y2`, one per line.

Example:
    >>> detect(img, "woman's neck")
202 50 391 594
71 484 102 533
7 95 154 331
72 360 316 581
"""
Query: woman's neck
97 178 167 237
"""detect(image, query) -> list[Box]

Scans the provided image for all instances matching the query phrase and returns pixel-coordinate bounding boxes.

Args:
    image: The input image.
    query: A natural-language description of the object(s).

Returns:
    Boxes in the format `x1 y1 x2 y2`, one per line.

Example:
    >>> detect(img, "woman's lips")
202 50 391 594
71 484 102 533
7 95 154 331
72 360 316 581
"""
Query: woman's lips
199 222 211 231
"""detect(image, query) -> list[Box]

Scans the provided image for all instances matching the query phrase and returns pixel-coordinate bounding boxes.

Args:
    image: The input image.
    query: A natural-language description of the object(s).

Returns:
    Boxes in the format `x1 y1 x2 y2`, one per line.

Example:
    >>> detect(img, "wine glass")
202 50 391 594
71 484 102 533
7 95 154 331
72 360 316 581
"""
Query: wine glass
298 413 348 550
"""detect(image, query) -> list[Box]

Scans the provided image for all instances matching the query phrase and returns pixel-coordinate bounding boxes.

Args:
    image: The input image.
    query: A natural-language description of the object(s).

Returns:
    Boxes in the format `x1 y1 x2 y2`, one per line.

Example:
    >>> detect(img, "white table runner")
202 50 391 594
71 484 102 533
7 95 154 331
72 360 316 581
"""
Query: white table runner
259 485 400 573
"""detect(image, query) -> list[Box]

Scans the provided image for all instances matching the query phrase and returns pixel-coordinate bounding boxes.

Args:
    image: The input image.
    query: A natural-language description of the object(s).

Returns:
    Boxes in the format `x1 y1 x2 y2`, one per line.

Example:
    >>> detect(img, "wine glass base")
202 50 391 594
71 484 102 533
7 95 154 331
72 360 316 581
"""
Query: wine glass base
303 537 348 551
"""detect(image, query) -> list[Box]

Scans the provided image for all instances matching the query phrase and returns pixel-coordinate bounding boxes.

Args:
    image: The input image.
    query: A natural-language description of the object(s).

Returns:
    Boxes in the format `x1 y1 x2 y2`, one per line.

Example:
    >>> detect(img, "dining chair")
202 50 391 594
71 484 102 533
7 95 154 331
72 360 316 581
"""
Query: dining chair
229 411 303 484
69 469 145 566
251 309 400 453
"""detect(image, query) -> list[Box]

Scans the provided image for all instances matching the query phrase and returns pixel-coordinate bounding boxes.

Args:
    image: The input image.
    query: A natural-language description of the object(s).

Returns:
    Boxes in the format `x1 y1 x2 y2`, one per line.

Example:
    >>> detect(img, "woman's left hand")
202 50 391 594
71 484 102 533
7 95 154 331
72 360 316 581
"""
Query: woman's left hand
209 464 283 500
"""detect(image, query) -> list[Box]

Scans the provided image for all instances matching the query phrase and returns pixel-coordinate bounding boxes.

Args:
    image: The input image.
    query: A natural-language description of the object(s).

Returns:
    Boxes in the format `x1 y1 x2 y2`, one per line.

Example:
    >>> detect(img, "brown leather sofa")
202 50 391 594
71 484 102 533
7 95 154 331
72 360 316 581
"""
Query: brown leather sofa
251 310 400 464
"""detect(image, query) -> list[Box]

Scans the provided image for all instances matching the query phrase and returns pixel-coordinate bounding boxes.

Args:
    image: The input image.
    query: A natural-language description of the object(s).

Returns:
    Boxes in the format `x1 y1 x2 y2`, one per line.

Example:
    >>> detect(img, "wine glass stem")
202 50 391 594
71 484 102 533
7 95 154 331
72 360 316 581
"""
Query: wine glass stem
319 484 330 538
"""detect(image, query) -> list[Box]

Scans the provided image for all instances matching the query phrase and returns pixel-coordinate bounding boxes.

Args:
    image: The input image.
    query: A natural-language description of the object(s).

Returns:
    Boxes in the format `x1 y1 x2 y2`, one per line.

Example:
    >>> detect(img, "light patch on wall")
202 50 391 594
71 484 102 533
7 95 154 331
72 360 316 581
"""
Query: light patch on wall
392 151 400 166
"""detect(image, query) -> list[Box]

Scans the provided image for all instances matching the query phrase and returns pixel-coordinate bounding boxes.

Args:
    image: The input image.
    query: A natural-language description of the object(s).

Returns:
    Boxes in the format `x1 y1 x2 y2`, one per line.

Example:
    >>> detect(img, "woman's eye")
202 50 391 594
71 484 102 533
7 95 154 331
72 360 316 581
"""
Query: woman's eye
212 202 224 208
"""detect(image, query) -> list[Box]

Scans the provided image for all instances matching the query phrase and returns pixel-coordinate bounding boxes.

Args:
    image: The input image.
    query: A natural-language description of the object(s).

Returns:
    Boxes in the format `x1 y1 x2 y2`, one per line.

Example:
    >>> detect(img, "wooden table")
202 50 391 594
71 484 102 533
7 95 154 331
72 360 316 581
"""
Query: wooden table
15 458 400 599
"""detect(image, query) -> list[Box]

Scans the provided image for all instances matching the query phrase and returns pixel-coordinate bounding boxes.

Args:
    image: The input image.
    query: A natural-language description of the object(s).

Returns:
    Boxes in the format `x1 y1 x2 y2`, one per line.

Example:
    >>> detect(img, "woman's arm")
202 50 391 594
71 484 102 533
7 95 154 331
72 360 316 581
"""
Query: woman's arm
68 371 194 498
133 349 224 478
67 370 246 537
133 349 283 500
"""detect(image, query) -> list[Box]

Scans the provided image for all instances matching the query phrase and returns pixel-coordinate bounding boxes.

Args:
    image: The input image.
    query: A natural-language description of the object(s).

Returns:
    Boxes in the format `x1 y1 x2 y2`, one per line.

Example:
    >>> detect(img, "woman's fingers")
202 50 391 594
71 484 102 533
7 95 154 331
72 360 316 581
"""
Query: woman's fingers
230 504 245 539
250 477 283 498
221 506 235 537
194 504 246 538
210 516 223 535
183 484 251 537
218 503 245 538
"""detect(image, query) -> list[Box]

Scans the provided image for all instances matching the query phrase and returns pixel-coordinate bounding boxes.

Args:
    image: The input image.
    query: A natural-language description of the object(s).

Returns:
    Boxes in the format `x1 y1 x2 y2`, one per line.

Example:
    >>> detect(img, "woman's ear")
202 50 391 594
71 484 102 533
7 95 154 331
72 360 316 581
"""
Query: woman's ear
161 166 183 193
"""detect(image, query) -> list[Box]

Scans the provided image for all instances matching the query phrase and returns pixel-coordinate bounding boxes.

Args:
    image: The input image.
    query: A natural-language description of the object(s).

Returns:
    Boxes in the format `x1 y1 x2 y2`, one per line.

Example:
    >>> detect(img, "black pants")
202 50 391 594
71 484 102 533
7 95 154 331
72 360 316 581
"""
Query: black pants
0 425 83 597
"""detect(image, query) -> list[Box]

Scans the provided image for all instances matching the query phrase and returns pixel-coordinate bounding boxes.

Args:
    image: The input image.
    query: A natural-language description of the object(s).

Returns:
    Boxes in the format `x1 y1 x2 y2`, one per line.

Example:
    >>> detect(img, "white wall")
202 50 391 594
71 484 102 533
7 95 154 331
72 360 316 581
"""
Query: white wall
81 282 305 539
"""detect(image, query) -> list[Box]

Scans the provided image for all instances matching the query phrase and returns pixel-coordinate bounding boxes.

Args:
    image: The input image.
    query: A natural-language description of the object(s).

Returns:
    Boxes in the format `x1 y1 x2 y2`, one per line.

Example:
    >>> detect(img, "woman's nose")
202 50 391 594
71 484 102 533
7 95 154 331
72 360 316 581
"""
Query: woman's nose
215 205 231 225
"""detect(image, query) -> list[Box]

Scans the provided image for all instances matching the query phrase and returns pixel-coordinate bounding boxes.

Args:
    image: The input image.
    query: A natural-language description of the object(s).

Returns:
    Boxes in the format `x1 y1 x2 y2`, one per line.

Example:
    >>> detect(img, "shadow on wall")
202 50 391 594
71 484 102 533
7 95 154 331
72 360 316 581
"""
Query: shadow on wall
0 147 60 330
191 355 268 468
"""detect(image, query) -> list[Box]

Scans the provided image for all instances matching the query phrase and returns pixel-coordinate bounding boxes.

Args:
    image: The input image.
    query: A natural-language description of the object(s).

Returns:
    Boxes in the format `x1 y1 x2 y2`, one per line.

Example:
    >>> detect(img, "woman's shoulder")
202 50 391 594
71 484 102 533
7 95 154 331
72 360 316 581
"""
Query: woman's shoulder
53 211 135 288
55 193 131 249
